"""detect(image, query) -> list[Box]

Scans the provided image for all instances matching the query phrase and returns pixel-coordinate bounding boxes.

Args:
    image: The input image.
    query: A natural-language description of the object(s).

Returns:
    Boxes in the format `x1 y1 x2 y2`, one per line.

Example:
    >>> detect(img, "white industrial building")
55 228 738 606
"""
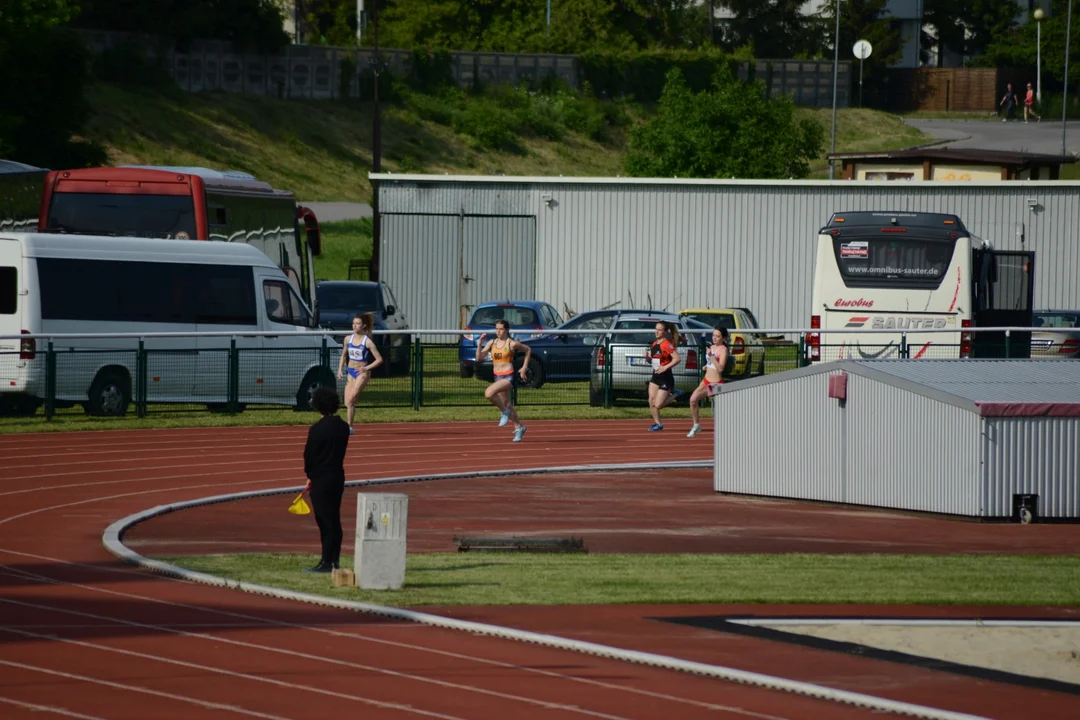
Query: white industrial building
712 359 1080 520
373 175 1080 341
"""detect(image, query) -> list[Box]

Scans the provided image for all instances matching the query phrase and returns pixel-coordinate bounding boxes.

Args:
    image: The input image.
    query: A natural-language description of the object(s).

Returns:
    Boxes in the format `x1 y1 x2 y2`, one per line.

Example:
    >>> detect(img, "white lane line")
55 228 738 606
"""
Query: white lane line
0 559 794 720
0 658 296 720
0 696 107 720
0 602 637 720
0 626 543 720
729 618 1080 628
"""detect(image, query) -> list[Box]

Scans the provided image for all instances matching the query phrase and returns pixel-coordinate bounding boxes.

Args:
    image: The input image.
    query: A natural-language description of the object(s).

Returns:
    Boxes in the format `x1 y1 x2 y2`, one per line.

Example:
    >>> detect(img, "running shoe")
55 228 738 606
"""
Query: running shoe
513 425 527 442
648 423 663 432
687 423 701 438
499 408 512 427
348 426 355 436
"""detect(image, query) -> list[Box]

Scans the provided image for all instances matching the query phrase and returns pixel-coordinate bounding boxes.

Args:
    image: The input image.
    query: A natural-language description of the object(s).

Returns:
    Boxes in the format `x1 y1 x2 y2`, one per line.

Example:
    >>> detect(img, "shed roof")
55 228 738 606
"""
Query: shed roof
826 148 1078 166
723 359 1080 417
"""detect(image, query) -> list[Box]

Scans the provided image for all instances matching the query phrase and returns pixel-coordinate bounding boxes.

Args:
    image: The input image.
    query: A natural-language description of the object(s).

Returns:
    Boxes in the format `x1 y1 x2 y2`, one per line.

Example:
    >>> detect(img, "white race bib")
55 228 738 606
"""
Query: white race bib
651 358 661 371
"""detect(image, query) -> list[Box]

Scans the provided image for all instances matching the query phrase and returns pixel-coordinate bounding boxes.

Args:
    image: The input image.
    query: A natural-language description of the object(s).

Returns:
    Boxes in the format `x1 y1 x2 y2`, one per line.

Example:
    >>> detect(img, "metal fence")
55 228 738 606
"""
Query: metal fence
0 327 1072 424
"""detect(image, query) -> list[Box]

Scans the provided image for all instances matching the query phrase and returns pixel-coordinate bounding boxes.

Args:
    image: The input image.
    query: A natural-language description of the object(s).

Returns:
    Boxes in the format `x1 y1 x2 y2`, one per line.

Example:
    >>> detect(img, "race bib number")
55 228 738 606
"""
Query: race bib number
651 358 661 371
705 382 724 397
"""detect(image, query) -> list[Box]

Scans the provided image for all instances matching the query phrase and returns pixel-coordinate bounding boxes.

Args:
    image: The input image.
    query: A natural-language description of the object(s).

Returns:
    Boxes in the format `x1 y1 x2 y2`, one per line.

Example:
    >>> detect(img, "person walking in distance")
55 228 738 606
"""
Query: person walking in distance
1023 83 1041 123
687 326 729 438
999 83 1016 122
476 319 530 442
302 387 351 573
337 312 383 435
646 321 681 432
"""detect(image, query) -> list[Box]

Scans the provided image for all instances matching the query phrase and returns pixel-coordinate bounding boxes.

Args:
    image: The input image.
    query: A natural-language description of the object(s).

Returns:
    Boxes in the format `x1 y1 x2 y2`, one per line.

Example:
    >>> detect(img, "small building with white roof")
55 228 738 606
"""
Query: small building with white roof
714 359 1080 522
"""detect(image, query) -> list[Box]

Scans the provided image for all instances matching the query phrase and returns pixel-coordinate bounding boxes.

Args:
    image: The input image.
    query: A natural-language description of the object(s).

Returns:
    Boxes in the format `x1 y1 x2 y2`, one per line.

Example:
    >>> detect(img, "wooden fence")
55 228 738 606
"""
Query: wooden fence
885 67 1035 113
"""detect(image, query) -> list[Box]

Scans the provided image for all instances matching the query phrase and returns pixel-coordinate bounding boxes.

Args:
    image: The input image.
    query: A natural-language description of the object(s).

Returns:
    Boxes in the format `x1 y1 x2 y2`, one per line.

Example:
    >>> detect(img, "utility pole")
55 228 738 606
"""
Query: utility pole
708 0 715 45
829 0 840 179
1065 0 1074 158
370 0 382 283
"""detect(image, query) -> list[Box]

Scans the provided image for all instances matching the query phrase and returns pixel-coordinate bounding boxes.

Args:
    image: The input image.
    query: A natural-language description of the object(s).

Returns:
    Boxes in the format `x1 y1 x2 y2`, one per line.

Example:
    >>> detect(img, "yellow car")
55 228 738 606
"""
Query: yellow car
678 308 766 379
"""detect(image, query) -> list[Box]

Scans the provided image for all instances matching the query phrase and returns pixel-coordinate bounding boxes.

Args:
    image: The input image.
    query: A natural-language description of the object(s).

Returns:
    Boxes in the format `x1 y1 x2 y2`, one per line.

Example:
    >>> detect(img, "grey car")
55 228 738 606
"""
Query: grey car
1030 310 1080 359
588 311 712 406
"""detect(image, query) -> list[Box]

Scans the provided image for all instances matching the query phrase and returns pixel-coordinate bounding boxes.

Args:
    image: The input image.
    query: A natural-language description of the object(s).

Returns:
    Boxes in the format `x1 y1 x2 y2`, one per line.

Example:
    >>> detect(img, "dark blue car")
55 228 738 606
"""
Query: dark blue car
458 300 563 378
315 280 411 377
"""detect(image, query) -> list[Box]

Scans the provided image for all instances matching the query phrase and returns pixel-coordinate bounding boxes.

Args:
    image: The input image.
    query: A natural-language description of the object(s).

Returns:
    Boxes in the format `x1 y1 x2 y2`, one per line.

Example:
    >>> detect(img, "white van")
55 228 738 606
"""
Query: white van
0 232 339 416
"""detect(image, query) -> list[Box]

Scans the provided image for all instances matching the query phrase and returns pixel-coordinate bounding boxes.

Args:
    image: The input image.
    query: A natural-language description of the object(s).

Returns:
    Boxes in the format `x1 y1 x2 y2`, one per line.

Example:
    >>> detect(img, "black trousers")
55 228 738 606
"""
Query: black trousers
308 475 345 565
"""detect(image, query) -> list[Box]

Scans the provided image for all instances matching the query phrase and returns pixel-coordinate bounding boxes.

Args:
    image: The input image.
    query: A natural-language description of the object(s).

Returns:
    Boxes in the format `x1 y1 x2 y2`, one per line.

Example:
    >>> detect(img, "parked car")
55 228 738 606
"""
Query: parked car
678 307 766 378
314 280 411 376
458 300 564 378
1030 309 1080 358
473 308 623 386
588 311 712 406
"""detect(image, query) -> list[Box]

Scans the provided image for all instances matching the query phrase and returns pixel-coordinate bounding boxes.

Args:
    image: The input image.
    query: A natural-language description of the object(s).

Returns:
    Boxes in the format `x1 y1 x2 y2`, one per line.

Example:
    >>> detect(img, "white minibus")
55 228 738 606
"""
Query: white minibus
0 232 338 416
806 211 1035 362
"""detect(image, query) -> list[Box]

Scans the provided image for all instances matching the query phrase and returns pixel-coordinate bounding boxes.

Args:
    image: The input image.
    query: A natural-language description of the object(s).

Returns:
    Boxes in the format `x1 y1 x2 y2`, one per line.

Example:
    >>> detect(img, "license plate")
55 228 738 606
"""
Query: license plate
627 356 650 367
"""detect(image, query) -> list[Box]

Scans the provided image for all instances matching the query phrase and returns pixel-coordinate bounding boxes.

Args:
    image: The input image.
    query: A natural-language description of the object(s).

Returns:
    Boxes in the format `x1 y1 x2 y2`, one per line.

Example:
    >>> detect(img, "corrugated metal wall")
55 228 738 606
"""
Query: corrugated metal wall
983 417 1080 519
382 214 460 341
845 375 981 515
379 179 1080 329
714 369 982 515
714 371 846 503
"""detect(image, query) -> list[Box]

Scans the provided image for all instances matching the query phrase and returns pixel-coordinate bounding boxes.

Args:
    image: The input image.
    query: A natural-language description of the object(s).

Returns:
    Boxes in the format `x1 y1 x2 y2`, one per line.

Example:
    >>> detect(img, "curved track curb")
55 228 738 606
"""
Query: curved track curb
102 460 988 720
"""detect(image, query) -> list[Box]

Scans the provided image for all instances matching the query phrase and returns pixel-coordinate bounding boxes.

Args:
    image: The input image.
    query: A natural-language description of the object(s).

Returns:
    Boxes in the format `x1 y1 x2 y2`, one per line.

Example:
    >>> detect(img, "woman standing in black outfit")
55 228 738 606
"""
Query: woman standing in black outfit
302 386 351 573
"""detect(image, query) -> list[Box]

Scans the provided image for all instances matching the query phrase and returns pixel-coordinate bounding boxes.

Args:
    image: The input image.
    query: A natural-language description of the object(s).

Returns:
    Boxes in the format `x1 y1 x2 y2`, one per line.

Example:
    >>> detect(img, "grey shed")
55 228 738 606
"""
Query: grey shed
712 359 1080 521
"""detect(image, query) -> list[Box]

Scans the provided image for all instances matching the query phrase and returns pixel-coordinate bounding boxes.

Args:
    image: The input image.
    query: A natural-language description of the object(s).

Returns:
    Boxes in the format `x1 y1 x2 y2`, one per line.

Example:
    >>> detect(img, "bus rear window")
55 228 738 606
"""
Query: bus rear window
0 267 16 314
833 237 954 288
45 193 197 239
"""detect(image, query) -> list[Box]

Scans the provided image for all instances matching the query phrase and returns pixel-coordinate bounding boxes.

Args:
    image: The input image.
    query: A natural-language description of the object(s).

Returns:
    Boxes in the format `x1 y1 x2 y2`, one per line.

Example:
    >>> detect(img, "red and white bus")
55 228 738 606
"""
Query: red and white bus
806 211 1035 362
37 165 322 310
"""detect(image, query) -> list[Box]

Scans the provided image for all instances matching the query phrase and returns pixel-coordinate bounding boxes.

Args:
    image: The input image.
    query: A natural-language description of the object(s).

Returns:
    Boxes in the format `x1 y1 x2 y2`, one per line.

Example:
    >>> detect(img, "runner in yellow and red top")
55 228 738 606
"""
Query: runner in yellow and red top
476 318 531 442
646 321 681 432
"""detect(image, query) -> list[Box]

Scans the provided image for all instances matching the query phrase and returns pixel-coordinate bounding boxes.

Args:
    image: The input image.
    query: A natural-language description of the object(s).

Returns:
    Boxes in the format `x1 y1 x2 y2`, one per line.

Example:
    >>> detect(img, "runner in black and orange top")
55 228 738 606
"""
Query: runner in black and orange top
476 318 531 442
646 321 681 432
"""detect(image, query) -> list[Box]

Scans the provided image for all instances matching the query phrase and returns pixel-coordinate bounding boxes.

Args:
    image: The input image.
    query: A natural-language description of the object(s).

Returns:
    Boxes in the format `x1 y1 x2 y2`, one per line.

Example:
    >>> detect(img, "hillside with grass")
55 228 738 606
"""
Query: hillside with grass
82 82 931 203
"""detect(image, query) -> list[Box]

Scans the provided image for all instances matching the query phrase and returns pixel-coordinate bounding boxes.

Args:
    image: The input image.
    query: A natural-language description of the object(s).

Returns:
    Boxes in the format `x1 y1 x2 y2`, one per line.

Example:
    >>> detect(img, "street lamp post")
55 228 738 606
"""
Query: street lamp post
370 0 383 282
829 0 840 180
1035 8 1043 105
1065 0 1073 157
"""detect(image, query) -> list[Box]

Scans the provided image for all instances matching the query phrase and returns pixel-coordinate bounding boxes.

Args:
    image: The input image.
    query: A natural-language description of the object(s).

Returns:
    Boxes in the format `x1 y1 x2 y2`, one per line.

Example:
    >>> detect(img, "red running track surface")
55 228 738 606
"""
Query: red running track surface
0 418 1077 720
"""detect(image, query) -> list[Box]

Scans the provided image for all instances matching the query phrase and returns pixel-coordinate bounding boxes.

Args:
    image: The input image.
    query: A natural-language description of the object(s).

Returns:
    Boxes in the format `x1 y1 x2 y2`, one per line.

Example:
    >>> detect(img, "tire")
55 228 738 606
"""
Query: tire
522 358 545 389
0 394 42 417
86 369 131 417
295 368 335 411
589 386 604 407
459 363 473 379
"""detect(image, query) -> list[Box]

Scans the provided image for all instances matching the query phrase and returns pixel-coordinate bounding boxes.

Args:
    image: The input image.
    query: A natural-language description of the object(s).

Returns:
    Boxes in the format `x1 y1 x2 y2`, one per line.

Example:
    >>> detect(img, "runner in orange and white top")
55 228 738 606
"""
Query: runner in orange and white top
687 326 729 438
476 319 531 442
1023 82 1041 122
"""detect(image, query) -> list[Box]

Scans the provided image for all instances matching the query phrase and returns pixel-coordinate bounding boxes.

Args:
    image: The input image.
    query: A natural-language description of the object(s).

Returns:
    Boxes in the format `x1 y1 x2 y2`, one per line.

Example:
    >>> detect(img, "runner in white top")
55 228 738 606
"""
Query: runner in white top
688 326 728 438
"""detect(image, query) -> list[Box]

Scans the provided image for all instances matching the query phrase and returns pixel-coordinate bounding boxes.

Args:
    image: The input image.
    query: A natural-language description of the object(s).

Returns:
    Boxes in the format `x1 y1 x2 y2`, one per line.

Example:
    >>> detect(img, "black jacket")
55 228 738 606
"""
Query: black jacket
304 415 350 483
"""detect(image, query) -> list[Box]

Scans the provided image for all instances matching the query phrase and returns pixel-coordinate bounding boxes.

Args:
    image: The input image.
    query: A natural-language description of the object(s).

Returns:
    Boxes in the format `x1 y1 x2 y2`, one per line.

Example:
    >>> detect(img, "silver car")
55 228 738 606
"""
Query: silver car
588 311 711 406
1030 310 1080 359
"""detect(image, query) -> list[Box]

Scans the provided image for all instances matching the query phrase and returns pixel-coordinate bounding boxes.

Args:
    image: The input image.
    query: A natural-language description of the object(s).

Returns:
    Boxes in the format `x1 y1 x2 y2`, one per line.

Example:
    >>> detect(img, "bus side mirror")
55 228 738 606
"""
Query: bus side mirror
297 206 322 256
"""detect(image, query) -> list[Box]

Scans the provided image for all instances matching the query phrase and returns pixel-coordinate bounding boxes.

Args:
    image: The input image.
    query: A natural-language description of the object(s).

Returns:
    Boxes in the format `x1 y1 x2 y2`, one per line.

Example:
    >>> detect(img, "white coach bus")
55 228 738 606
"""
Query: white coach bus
806 211 1035 363
0 232 338 416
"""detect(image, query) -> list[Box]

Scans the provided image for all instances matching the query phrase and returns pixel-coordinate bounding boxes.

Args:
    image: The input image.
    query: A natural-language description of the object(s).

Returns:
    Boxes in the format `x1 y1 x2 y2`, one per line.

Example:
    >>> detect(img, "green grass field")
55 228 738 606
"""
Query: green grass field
160 552 1080 607
82 83 934 202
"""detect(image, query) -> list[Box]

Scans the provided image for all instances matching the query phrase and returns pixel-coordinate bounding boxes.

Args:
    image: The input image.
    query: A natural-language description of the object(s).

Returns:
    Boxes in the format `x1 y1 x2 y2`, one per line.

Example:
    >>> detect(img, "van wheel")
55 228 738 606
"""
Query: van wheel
459 364 473 379
589 387 604 407
87 370 131 416
0 394 42 417
295 368 335 411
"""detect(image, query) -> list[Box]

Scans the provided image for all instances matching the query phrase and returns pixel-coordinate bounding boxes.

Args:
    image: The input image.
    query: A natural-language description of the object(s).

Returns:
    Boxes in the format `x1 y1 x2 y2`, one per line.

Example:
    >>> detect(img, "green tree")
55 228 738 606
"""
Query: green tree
0 0 105 167
715 0 815 58
972 0 1080 87
921 0 1020 66
623 66 824 179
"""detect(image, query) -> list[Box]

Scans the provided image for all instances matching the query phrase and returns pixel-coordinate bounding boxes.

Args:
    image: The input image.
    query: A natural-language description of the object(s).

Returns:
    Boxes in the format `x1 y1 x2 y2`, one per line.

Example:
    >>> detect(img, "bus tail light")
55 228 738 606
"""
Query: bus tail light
807 315 821 362
20 330 35 360
1059 338 1080 355
685 349 698 370
960 320 973 358
731 336 745 355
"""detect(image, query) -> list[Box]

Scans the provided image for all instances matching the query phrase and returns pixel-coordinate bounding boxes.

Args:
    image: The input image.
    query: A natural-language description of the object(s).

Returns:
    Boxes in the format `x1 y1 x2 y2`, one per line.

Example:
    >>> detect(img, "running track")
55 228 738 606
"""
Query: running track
0 419 1075 719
